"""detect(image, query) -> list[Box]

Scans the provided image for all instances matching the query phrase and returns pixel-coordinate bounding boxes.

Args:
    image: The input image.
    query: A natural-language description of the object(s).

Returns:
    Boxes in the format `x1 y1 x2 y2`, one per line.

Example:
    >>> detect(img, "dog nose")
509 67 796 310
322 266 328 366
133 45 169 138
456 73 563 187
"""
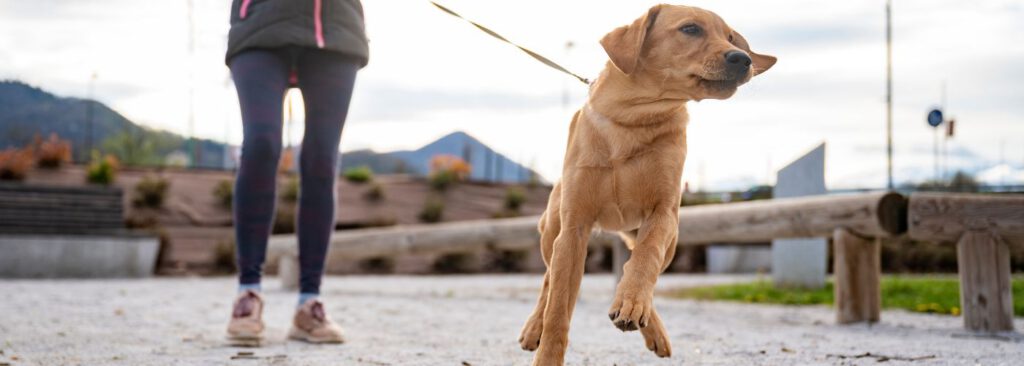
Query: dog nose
724 51 752 70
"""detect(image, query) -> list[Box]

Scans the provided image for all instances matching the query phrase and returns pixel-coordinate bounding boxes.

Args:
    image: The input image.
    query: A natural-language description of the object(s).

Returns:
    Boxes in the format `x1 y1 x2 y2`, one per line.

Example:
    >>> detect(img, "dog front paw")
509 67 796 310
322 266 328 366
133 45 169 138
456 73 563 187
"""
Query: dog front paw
608 291 653 332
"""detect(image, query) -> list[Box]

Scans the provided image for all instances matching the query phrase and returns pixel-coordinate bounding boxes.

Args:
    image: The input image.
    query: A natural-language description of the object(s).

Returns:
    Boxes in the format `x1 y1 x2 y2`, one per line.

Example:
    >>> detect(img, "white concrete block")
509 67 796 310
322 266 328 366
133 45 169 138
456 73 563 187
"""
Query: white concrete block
707 245 772 274
772 143 828 288
0 234 159 278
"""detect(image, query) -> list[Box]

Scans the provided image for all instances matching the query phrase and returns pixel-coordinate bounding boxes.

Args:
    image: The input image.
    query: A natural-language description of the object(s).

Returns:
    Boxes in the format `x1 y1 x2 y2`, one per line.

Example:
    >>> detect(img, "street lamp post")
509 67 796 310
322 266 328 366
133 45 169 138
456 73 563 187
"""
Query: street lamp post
885 0 894 190
86 72 97 162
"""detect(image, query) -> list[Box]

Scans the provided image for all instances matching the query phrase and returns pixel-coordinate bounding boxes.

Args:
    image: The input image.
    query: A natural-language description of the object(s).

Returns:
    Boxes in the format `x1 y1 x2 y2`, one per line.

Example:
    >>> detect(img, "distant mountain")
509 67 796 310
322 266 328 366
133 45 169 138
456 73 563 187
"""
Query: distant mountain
0 80 229 168
1 81 537 179
340 131 540 184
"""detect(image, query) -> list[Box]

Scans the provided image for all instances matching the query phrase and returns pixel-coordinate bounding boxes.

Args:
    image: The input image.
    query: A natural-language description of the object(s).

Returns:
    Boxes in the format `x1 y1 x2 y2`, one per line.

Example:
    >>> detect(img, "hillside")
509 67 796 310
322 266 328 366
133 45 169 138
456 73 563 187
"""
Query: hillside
341 131 540 184
0 80 230 168
1 80 541 181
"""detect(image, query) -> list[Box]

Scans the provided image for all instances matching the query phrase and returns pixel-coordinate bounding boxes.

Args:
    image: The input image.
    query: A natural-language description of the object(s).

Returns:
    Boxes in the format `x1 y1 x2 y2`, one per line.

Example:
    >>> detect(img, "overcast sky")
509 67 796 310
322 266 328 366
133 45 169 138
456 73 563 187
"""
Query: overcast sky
2 0 1022 189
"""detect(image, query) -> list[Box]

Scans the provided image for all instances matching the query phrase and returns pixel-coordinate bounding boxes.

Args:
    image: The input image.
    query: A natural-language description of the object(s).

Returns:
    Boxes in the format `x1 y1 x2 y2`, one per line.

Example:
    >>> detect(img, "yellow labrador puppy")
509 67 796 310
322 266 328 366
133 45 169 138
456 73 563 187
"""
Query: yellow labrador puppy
518 4 775 365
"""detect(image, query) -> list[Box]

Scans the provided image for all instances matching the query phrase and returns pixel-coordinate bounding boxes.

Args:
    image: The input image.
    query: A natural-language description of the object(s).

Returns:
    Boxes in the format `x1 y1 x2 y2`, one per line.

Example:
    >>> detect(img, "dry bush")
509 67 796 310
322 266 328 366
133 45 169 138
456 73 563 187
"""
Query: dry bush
214 238 237 273
35 133 71 169
213 179 234 209
273 205 296 234
359 257 395 274
280 176 299 203
363 182 385 202
0 148 34 181
418 194 445 223
429 154 471 191
132 175 170 208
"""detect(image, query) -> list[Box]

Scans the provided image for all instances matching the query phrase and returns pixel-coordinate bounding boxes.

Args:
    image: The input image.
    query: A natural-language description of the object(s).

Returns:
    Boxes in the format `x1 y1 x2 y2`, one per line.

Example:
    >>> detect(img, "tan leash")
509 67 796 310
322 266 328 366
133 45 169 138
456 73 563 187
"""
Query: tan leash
430 1 591 85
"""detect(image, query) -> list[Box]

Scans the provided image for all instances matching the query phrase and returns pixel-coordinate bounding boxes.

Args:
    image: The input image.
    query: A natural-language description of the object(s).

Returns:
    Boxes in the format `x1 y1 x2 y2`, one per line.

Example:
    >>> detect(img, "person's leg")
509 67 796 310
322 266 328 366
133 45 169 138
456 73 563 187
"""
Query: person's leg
229 49 291 291
294 49 360 301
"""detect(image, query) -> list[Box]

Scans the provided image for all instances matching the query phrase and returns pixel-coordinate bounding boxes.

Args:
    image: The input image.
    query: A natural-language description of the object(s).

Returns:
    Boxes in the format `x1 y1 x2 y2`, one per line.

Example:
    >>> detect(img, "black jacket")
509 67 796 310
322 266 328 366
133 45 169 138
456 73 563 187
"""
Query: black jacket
226 0 369 66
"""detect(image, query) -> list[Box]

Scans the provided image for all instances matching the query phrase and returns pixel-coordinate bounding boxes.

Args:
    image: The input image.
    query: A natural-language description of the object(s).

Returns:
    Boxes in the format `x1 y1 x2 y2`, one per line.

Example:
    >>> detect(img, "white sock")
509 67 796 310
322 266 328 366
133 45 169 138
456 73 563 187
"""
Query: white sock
238 283 261 294
298 293 319 307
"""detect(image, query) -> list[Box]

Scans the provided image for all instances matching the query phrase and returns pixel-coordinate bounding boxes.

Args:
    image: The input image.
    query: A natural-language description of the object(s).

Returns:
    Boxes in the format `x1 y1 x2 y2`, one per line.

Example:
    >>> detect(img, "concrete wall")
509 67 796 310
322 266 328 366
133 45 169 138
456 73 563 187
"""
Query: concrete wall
0 235 159 278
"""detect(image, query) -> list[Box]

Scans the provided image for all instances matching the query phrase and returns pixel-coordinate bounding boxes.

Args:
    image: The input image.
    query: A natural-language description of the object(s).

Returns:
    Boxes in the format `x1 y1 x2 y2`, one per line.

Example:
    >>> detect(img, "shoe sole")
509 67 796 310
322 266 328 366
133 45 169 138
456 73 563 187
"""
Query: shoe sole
288 327 344 344
227 331 263 347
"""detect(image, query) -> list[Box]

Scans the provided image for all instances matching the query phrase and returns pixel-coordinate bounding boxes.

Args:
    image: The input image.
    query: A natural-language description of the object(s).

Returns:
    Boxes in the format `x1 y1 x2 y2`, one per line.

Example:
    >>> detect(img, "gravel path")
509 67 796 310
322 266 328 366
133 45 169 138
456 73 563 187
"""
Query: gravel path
1 274 1021 365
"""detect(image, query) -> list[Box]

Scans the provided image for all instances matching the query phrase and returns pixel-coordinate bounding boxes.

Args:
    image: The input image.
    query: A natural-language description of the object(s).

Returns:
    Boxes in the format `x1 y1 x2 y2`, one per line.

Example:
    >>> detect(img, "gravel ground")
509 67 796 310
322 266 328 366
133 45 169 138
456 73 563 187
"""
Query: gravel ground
1 274 1021 365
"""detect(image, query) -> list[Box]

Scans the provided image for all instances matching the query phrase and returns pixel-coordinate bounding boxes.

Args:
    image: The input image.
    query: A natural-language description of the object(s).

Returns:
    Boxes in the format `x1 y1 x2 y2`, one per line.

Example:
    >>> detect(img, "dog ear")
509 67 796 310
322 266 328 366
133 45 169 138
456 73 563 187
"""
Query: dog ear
600 4 662 75
730 30 776 76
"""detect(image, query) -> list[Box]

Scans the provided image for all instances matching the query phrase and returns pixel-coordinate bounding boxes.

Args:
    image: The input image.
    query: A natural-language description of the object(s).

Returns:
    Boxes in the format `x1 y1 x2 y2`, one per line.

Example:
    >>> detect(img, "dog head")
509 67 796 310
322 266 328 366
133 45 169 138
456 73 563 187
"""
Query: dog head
600 4 776 100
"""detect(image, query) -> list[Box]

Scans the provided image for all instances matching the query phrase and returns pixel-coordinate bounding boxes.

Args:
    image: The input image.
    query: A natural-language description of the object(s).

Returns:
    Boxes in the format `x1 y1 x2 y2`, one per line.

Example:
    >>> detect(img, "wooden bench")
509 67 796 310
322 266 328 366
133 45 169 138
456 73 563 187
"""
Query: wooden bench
0 182 124 235
0 182 159 278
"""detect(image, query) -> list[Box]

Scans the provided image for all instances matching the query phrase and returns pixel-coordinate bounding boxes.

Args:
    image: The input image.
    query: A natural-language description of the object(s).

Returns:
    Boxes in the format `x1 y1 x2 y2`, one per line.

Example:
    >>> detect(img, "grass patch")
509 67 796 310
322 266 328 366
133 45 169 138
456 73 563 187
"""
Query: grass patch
671 275 1024 317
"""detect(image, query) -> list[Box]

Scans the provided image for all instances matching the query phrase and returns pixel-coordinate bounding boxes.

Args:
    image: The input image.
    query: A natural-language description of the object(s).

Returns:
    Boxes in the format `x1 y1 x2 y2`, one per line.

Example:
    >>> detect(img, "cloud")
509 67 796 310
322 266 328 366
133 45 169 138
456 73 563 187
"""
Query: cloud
350 84 561 121
1 0 1022 189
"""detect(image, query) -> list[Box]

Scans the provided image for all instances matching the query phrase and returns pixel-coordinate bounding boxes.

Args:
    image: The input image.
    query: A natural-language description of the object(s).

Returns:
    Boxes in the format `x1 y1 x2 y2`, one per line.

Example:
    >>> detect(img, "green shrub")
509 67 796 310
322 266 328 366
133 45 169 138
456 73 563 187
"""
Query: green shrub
363 182 385 202
343 166 374 183
86 152 119 185
213 179 234 209
418 195 445 223
281 177 299 203
132 175 170 208
429 170 457 191
504 187 526 211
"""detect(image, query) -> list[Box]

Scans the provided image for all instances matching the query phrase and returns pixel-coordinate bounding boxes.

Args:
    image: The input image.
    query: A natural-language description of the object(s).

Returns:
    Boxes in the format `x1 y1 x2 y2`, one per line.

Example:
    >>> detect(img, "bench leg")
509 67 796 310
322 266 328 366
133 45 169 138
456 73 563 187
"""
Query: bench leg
833 228 880 324
957 231 1014 333
279 253 300 291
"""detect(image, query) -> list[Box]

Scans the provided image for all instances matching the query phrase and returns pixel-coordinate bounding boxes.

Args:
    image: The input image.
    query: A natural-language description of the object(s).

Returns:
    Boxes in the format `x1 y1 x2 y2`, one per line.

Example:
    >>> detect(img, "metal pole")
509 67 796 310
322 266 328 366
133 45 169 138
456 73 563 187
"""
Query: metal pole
941 82 947 181
86 72 97 162
885 0 894 190
187 0 198 168
934 125 939 182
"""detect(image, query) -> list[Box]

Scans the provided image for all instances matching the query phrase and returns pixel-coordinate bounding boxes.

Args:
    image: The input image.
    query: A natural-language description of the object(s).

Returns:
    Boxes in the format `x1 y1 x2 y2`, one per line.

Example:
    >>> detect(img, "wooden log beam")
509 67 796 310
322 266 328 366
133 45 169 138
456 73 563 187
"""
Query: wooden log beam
269 216 622 264
833 228 881 324
907 193 1024 243
268 192 907 266
956 231 1014 332
678 191 905 244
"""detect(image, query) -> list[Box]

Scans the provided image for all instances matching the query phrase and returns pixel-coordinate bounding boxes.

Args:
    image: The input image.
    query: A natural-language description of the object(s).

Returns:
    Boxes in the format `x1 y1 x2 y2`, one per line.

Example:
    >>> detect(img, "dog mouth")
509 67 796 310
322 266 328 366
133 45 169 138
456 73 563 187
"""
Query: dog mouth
696 75 742 91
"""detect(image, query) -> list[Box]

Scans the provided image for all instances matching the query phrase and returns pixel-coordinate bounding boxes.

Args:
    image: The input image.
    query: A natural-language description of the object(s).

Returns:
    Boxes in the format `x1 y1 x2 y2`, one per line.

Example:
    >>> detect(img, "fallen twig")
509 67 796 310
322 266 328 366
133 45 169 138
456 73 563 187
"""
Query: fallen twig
827 352 936 362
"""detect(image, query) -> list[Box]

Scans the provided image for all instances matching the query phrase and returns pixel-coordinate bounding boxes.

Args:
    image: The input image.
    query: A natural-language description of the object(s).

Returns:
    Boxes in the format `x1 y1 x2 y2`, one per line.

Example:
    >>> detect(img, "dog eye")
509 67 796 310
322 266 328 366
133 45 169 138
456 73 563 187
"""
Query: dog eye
729 34 734 42
679 24 702 36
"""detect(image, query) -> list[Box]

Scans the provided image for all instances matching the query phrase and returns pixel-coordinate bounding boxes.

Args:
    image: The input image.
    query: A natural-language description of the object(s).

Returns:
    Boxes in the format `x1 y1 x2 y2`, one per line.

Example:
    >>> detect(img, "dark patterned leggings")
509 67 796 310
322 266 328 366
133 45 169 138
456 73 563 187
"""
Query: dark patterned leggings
229 47 359 294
